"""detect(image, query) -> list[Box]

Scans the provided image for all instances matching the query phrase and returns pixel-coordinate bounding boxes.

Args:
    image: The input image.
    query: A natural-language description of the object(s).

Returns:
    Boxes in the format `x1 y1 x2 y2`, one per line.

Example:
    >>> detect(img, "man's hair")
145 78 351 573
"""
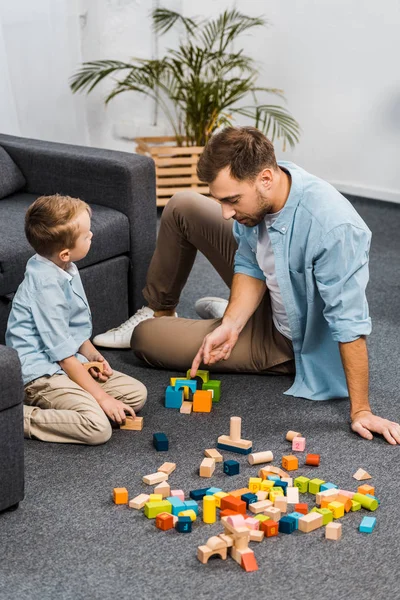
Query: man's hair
25 194 91 256
197 126 278 184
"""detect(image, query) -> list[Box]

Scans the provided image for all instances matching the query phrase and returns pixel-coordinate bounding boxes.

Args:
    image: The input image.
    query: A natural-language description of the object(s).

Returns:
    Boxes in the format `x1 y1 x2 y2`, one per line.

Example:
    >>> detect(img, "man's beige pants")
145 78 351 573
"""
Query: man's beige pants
132 192 295 375
24 370 147 444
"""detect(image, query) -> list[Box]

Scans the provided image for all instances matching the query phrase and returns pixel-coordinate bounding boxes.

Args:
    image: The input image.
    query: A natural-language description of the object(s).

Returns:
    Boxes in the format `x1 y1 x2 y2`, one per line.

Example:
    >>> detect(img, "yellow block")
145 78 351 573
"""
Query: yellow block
269 488 284 503
149 494 163 502
178 509 197 522
248 477 262 493
260 480 274 492
203 495 216 524
214 491 229 508
328 501 345 519
170 377 189 399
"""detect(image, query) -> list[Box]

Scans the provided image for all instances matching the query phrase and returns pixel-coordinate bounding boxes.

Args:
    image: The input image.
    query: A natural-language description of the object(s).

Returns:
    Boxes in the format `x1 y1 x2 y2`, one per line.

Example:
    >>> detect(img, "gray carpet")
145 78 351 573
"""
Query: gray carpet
1 197 400 600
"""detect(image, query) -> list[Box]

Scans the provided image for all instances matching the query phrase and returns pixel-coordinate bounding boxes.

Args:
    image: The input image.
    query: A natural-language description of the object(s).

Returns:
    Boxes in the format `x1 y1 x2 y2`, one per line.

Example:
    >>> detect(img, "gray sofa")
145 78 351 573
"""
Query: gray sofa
0 133 157 511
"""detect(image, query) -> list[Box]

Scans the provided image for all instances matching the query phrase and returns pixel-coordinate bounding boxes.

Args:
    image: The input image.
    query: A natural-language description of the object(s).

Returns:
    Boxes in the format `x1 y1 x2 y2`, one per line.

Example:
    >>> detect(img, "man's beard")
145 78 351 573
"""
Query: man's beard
241 190 272 227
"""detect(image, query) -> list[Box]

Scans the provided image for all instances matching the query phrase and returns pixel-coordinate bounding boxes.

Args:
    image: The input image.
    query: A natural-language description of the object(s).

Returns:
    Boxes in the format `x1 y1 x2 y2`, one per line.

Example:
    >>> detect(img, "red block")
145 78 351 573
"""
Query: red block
305 453 320 466
220 495 246 515
260 520 279 537
241 552 259 572
155 512 174 531
295 503 308 515
220 509 240 518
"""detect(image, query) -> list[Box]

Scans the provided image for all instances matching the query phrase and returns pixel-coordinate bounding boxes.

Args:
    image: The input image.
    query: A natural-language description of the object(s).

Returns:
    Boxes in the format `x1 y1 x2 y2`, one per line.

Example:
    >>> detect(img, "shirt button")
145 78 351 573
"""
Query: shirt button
281 226 286 232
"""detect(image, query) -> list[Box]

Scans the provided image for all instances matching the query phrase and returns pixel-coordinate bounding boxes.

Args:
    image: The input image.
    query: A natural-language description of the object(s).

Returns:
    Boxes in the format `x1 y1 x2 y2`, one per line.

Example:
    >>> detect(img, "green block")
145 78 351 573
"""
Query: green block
294 476 310 493
351 500 361 512
254 514 269 523
144 500 172 519
352 493 378 512
186 369 209 383
317 508 334 525
202 380 221 402
308 478 326 495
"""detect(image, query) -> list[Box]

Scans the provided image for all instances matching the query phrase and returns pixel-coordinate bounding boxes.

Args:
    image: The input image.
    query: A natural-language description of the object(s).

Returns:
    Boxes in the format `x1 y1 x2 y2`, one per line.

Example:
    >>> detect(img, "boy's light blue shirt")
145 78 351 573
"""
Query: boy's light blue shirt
233 161 372 401
6 254 92 385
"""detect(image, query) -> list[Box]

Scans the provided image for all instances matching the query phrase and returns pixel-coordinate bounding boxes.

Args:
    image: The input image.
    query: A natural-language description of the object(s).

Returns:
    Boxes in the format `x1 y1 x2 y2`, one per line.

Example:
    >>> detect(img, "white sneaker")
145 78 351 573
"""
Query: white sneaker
92 306 155 349
195 297 228 320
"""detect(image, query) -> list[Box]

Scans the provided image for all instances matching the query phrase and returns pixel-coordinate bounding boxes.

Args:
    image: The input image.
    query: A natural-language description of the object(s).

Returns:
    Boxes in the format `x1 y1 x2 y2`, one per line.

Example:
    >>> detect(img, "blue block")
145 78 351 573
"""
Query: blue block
206 487 222 496
365 494 380 505
278 515 296 534
217 442 252 455
274 480 288 494
165 386 183 409
359 516 376 533
223 460 240 476
174 379 197 393
183 500 199 515
288 512 304 530
189 488 210 501
166 497 186 516
320 482 338 492
241 493 258 508
267 475 281 482
175 516 192 533
153 432 169 451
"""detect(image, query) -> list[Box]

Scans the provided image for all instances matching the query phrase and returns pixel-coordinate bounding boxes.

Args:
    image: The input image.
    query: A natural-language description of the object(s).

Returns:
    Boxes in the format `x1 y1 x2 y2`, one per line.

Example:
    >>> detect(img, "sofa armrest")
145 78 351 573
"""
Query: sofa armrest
0 134 157 312
0 344 24 412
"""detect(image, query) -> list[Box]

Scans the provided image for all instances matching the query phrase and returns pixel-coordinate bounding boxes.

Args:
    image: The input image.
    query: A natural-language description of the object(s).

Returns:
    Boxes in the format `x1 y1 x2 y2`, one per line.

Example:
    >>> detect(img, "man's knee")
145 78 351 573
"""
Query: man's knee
163 190 206 222
131 319 154 357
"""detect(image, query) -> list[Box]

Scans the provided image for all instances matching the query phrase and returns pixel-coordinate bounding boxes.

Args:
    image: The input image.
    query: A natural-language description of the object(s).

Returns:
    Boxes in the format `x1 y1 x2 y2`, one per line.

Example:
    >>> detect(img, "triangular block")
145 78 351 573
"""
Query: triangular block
353 468 372 481
241 551 258 572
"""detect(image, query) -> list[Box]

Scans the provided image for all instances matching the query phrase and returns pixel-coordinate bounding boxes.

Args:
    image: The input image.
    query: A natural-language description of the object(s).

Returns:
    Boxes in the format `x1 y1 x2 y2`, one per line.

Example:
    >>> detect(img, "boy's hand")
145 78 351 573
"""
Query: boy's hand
97 394 136 424
88 353 113 382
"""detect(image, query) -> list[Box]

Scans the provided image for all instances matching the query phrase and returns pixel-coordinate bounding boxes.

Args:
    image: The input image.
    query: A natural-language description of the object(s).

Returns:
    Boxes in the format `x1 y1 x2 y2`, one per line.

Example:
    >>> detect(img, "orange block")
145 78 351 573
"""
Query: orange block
261 520 279 537
336 494 352 513
282 455 299 471
193 390 212 412
357 484 375 496
156 512 174 531
241 552 258 572
113 487 128 504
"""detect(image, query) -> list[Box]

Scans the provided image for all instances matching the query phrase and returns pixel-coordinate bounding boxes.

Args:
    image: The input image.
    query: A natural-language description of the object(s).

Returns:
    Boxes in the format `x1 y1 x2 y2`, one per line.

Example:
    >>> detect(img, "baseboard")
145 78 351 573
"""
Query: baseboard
330 181 400 205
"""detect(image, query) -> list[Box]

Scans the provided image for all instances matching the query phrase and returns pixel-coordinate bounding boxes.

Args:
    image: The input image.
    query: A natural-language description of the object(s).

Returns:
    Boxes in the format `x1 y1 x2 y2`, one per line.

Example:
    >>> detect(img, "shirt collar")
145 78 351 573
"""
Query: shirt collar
34 254 78 282
268 162 304 235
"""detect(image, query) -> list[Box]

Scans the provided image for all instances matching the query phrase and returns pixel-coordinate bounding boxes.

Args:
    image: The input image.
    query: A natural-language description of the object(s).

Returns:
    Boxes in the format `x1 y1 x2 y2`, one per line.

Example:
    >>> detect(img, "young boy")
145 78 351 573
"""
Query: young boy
6 194 147 445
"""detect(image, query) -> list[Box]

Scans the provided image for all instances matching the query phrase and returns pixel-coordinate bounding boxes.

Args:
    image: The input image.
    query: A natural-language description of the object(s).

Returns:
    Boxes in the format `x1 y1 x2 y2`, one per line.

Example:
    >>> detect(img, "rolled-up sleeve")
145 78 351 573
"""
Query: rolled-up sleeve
233 222 266 281
30 281 79 362
313 224 372 342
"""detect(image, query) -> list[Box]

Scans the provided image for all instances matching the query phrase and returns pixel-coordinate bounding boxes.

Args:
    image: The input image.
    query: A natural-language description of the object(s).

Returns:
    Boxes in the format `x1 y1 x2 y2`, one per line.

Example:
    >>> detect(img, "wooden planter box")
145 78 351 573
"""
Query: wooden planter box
135 136 210 207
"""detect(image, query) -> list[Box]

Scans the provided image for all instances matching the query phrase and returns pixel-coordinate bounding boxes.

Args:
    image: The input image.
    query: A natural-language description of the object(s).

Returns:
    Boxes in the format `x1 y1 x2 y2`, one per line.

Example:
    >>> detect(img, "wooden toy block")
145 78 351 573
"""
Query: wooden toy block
357 484 375 496
248 500 272 514
171 377 190 399
176 515 192 533
186 369 209 383
129 493 150 509
260 520 279 537
325 522 342 540
359 516 377 533
217 416 252 455
113 488 128 504
249 529 264 542
226 514 246 528
174 379 197 394
120 416 144 431
149 494 163 502
229 488 251 498
202 380 221 403
154 481 171 498
353 468 372 481
248 477 262 493
316 508 334 525
231 547 253 566
206 536 228 551
244 517 260 530
352 493 378 511
218 533 234 547
292 436 306 451
286 430 301 442
144 500 172 519
286 487 300 504
189 488 210 501
220 517 250 539
264 506 281 521
282 455 299 471
281 476 293 486
143 472 169 485
336 494 352 513
241 551 259 572
308 478 326 495
256 491 268 501
167 496 186 516
260 480 275 492
153 432 169 451
220 509 241 518
214 491 229 508
178 509 197 522
316 488 338 506
298 512 323 533
200 457 215 477
180 401 192 414
338 489 355 499
156 512 174 531
220 495 246 515
274 496 288 513
320 482 338 492
223 460 240 476
259 465 290 479
351 500 361 512
165 386 183 409
269 488 284 503
197 544 227 563
206 487 222 496
294 476 310 493
305 453 320 466
295 503 308 515
204 448 223 462
247 451 273 466
158 462 176 475
328 501 345 519
183 500 199 515
279 515 297 534
193 390 213 412
253 514 269 523
83 361 104 373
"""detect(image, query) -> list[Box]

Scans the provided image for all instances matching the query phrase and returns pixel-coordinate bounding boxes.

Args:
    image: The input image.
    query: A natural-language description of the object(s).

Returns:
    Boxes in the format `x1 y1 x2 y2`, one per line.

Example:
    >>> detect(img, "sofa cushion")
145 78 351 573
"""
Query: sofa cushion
0 147 26 200
0 193 130 296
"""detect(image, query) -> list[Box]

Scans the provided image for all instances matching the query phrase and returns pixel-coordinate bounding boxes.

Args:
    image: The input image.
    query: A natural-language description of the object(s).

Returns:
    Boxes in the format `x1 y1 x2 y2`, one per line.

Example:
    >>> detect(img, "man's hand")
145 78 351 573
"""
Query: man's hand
351 410 400 445
190 322 239 377
97 394 135 424
88 353 113 382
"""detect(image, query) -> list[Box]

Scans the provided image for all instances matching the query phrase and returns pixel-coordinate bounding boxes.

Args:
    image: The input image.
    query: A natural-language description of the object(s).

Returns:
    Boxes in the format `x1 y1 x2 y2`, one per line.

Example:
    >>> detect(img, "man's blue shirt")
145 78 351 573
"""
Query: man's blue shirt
233 161 372 400
6 255 92 385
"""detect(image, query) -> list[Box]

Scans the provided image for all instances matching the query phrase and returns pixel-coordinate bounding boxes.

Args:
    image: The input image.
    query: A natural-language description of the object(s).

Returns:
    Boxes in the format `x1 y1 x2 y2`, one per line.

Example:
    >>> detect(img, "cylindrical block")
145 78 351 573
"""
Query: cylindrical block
203 495 217 523
286 430 301 442
230 416 242 441
247 451 274 466
352 493 378 511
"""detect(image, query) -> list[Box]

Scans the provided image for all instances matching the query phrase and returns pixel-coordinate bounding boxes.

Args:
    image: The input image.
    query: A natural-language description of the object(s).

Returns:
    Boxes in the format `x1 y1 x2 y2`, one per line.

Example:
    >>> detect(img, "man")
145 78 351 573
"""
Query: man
94 126 400 444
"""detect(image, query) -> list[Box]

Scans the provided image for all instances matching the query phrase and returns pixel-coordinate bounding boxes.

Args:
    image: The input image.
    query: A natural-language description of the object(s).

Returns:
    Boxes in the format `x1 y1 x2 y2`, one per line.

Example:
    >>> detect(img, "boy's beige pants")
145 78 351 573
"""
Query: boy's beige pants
24 370 146 445
132 192 295 376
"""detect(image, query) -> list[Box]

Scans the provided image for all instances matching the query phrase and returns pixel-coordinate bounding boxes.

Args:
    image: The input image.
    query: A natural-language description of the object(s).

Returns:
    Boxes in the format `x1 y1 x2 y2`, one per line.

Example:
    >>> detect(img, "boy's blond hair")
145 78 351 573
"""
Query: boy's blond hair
25 194 91 257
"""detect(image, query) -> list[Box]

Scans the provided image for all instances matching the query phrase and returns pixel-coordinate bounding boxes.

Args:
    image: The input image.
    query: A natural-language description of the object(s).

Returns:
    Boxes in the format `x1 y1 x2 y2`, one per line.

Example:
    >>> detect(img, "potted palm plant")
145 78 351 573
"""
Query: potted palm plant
70 7 300 206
